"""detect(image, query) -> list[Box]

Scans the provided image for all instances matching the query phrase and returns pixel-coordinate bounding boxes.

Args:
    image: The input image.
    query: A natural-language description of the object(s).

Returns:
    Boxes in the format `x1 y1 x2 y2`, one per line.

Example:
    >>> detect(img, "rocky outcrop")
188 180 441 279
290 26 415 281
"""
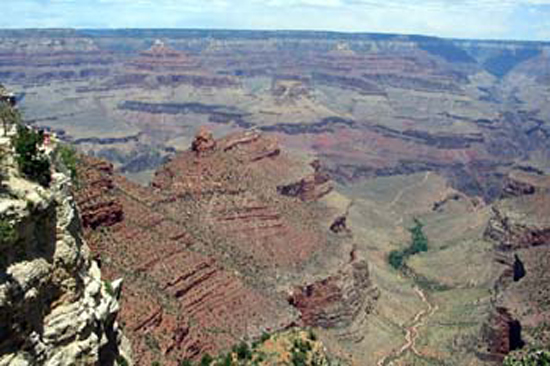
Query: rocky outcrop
74 129 371 364
128 40 197 73
74 159 124 230
277 160 332 201
501 170 550 198
0 130 131 365
191 127 216 154
288 257 378 329
484 195 550 251
482 183 550 363
482 307 524 361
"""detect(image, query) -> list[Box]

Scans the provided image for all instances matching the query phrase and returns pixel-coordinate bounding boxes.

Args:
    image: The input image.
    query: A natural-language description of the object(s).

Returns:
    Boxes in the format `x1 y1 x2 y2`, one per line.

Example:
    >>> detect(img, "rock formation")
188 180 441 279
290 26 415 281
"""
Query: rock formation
0 120 131 365
128 39 197 72
482 171 550 362
191 127 216 154
75 128 377 364
288 257 378 329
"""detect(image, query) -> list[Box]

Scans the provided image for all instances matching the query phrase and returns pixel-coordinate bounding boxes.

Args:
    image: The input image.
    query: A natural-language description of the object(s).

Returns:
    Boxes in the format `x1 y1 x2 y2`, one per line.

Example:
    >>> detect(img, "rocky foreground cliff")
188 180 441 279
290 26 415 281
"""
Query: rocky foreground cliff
0 120 131 365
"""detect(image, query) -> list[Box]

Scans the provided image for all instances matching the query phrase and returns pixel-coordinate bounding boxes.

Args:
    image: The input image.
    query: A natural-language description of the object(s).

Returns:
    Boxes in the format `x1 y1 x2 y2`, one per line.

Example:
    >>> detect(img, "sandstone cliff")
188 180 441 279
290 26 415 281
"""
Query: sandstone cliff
0 122 131 365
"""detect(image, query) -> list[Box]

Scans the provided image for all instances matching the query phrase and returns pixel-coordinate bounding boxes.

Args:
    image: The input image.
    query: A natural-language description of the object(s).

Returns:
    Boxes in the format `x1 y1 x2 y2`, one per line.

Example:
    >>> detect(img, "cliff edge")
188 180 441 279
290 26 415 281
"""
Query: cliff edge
0 100 132 365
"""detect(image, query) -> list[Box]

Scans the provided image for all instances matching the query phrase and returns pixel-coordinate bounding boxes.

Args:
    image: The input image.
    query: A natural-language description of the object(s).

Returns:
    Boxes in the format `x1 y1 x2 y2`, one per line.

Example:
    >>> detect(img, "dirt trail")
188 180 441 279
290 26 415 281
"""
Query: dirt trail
376 286 438 366
388 172 431 209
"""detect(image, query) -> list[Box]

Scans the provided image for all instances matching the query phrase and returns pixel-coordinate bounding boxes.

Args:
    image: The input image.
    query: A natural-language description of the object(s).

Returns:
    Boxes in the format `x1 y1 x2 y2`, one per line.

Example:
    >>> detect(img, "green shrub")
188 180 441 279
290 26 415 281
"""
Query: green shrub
504 350 550 365
260 332 271 343
180 358 193 366
56 144 79 182
103 280 114 296
199 353 213 366
0 218 17 247
220 354 233 366
388 219 428 270
233 341 252 360
12 125 51 187
388 250 405 269
291 349 308 366
408 219 428 255
115 355 129 366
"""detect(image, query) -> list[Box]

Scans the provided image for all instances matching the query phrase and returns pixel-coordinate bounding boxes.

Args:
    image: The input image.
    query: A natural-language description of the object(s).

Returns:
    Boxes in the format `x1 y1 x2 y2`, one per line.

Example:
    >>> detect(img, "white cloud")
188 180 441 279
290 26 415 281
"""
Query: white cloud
0 0 548 40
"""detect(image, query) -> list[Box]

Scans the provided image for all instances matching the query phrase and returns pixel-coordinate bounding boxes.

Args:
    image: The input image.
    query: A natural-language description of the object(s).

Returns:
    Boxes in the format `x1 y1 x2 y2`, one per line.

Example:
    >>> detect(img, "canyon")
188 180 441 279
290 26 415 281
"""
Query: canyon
0 29 549 365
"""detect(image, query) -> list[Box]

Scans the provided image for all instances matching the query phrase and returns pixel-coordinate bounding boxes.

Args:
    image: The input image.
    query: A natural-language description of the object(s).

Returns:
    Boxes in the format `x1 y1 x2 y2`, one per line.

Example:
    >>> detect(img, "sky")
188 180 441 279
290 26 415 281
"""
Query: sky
1 0 550 41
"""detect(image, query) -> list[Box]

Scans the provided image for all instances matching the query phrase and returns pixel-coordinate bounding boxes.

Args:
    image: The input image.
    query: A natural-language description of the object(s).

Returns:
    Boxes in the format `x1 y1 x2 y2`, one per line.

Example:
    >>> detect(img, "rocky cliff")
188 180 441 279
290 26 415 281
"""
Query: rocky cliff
73 128 377 365
481 170 550 362
0 121 131 365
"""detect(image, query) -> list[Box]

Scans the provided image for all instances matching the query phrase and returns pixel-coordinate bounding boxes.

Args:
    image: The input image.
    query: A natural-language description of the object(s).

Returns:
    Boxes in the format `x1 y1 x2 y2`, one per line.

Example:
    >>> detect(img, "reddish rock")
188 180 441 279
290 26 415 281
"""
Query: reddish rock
191 127 216 154
277 160 332 202
75 157 124 230
288 258 377 329
75 130 375 364
483 307 524 361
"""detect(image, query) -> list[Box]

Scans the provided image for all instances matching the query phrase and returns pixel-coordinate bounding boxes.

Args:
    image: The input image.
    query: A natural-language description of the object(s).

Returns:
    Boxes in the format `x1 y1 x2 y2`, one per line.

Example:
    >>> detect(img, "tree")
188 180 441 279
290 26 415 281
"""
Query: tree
12 125 51 187
388 250 405 269
388 219 428 270
233 342 252 361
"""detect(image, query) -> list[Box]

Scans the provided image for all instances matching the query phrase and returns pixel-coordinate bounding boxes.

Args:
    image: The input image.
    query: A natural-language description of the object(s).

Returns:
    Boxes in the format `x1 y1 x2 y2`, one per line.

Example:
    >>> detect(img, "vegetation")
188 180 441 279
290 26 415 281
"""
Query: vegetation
504 349 550 366
199 353 213 366
389 219 429 270
115 355 129 366
0 101 21 136
180 359 193 366
56 144 79 182
178 330 327 366
0 147 7 184
12 125 51 187
103 280 115 296
0 218 17 247
291 338 313 366
233 342 252 361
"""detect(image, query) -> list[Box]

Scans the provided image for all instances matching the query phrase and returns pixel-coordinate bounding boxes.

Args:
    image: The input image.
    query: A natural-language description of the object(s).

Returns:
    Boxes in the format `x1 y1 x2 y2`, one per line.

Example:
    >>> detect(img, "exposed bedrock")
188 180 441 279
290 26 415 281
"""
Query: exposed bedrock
0 140 131 365
362 72 463 93
484 202 550 251
288 257 378 330
277 160 333 201
482 307 525 362
75 159 124 230
312 72 386 95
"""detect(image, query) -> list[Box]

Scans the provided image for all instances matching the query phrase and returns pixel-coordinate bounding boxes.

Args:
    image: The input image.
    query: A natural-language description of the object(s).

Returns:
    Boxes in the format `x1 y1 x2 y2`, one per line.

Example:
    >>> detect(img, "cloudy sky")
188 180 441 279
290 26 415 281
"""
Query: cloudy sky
2 0 550 41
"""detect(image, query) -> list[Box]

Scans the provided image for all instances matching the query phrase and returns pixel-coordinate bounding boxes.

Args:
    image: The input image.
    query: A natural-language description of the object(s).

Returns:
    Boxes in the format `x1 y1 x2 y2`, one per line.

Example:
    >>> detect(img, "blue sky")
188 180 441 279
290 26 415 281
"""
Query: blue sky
2 0 550 41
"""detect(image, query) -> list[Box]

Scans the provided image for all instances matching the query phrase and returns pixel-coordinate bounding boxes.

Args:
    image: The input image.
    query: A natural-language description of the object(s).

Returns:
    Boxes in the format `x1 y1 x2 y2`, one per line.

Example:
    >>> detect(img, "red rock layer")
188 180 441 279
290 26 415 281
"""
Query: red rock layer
288 258 377 329
76 129 375 365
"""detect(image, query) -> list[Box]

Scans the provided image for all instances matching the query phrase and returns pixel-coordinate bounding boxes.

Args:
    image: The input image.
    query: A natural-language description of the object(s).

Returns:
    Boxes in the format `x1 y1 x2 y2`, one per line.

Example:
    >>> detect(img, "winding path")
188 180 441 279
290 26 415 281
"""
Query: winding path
388 172 431 210
376 286 438 366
